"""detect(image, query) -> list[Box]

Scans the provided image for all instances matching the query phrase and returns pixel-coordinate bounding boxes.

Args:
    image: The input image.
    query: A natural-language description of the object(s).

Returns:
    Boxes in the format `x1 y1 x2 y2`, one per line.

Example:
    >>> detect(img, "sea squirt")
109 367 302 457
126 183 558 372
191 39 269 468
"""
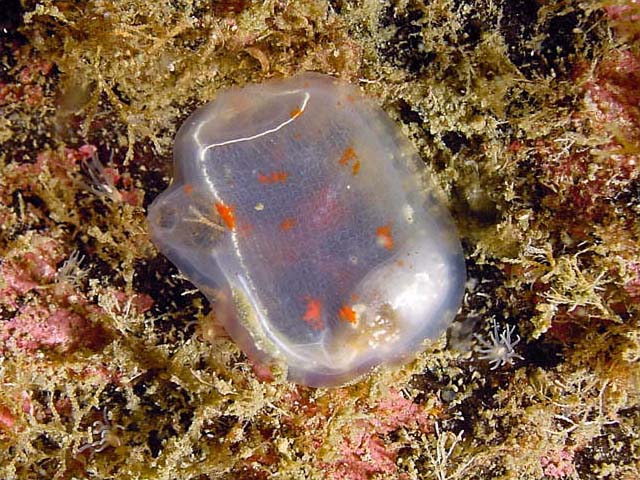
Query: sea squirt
147 72 466 387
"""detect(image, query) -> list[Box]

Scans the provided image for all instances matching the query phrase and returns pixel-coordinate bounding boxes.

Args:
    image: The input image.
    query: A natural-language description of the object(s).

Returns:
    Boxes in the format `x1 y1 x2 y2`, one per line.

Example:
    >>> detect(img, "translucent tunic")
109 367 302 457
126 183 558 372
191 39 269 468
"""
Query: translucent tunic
147 73 465 387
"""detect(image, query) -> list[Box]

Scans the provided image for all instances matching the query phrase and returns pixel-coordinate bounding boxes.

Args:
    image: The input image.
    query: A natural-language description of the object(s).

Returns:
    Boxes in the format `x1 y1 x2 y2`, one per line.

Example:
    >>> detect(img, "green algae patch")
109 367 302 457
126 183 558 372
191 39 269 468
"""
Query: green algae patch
1 0 639 479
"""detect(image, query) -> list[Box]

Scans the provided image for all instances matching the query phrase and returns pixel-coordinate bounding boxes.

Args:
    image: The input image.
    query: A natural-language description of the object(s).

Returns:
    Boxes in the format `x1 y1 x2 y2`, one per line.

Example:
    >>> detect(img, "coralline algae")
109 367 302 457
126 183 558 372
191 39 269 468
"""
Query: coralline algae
147 72 465 387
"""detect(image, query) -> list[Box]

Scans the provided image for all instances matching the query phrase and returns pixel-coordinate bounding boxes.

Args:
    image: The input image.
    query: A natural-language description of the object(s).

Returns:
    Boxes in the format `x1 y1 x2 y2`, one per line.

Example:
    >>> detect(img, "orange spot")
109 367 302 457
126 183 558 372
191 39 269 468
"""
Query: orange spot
184 184 193 195
352 159 361 176
303 297 324 331
376 224 394 250
280 217 296 231
215 202 236 230
339 146 357 166
258 170 289 184
293 132 302 140
274 171 288 182
290 107 303 119
338 305 357 324
350 294 359 302
396 259 405 267
346 94 355 103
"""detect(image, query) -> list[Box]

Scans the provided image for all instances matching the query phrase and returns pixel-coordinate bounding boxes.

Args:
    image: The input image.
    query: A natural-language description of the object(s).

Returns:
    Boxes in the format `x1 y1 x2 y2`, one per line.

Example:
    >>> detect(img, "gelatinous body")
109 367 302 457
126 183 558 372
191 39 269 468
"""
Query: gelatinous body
147 73 465 387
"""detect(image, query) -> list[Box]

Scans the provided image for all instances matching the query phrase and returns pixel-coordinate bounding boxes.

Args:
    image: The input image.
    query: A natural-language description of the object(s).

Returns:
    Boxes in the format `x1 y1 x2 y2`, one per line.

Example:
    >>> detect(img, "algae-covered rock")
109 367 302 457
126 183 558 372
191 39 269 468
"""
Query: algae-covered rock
0 1 638 479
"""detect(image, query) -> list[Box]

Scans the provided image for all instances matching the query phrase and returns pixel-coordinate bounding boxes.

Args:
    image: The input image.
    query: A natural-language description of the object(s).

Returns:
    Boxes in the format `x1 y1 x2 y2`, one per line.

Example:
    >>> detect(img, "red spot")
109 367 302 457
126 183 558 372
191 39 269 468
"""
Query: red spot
290 107 303 119
237 221 254 238
184 184 193 195
280 217 296 231
376 225 394 250
302 297 324 330
258 171 289 184
339 146 357 166
215 202 236 230
338 305 357 324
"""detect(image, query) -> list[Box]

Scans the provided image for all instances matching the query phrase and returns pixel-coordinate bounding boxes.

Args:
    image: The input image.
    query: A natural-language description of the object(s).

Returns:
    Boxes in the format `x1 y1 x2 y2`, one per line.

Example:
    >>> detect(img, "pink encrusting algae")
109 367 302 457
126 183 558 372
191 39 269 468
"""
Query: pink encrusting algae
322 390 433 480
271 387 434 480
0 237 64 308
0 227 152 354
540 449 576 479
1 305 94 352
